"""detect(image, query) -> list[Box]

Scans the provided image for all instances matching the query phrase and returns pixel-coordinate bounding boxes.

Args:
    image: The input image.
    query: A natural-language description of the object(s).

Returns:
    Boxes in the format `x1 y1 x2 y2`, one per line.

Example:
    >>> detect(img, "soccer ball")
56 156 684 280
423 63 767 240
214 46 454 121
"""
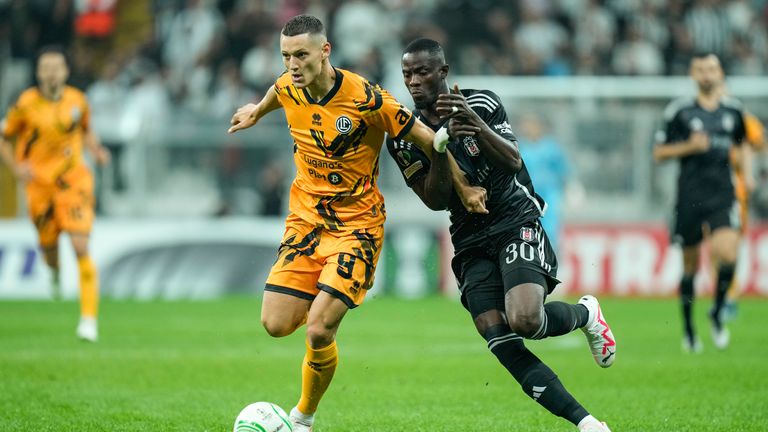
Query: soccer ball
233 402 292 432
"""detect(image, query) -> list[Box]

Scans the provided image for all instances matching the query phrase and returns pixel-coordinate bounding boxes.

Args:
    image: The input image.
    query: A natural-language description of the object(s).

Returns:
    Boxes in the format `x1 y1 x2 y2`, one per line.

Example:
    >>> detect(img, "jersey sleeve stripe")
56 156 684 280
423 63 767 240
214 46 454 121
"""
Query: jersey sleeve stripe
356 82 383 112
468 101 496 112
467 93 499 108
391 113 416 140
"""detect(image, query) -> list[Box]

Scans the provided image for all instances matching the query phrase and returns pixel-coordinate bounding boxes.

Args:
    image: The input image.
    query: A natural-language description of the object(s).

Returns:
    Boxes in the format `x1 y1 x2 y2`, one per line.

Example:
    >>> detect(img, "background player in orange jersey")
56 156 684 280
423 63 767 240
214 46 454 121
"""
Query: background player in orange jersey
228 15 486 432
0 47 110 342
721 111 765 318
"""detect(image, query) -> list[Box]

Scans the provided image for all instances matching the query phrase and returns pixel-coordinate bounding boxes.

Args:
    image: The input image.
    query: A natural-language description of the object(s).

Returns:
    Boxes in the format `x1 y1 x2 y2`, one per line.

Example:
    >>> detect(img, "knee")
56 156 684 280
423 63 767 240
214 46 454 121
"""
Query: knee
41 248 58 267
261 317 297 338
474 321 490 339
716 250 738 266
69 238 90 258
473 310 508 340
43 253 58 268
73 244 89 259
508 311 542 339
305 320 336 348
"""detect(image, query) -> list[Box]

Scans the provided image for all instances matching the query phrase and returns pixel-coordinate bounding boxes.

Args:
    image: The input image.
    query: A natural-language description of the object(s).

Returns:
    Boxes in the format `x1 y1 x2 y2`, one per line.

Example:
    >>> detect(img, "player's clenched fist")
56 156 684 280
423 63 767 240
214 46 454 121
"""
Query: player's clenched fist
228 103 259 134
459 184 489 214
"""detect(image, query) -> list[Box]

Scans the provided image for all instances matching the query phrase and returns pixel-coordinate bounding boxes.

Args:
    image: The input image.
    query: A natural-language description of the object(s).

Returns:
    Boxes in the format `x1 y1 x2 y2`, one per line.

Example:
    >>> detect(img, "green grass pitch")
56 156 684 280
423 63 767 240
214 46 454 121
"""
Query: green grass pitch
1 297 767 431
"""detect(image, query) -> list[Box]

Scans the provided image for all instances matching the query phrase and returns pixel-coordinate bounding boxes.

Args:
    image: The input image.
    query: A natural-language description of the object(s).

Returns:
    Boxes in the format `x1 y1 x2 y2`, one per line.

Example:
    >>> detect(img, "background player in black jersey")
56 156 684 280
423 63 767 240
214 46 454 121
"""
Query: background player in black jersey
654 53 747 352
387 38 616 432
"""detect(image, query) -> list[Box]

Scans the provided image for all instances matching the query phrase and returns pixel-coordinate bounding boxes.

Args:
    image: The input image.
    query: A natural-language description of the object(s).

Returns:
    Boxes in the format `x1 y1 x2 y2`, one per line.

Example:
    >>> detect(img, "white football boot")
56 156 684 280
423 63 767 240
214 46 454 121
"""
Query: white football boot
289 407 313 432
76 317 98 342
578 295 616 368
681 334 703 353
579 421 611 432
578 418 612 432
710 319 730 350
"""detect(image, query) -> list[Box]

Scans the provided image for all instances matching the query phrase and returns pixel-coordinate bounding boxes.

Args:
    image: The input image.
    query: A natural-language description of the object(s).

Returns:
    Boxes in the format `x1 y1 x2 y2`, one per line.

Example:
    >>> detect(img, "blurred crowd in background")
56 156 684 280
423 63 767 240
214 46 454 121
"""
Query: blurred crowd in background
2 0 767 118
0 0 767 221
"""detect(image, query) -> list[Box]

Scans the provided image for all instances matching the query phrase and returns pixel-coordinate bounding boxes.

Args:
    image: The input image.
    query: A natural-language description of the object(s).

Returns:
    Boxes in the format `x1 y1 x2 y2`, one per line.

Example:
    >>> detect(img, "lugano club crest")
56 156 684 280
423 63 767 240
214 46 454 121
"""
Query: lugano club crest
335 115 353 134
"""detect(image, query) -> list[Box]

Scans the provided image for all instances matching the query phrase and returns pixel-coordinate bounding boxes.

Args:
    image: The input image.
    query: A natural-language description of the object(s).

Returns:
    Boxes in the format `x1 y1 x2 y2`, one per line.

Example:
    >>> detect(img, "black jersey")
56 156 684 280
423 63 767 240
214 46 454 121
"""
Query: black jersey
656 96 746 207
386 89 546 251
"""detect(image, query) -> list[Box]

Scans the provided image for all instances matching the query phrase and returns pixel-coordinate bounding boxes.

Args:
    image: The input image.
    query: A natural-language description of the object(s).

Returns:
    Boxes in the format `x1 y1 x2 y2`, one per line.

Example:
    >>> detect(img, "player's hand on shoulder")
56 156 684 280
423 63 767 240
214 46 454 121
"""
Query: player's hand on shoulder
458 184 489 214
228 103 259 134
688 132 710 153
13 162 33 183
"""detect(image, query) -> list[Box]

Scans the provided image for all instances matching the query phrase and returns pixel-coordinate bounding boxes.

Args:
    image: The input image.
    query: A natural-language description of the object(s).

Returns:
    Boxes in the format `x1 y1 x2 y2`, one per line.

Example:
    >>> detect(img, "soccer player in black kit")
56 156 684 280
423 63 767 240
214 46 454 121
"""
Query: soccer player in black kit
387 38 616 432
654 53 746 353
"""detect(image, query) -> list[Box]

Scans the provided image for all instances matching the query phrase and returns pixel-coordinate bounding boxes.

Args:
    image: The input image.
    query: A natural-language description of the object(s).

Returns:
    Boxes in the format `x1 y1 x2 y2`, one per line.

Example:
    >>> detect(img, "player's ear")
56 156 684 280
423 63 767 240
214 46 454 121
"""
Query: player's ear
439 64 449 79
321 41 331 60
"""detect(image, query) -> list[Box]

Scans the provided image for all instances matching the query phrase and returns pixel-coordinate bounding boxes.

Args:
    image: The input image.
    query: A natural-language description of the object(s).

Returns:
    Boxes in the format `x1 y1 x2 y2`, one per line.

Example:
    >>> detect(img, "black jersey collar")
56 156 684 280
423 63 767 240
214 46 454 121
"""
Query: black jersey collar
301 68 343 106
413 109 443 131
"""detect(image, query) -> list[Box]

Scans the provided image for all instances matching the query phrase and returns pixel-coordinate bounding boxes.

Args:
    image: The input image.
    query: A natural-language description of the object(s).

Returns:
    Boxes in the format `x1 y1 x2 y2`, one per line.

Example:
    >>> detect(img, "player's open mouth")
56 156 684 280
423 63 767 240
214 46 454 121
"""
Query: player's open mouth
292 74 303 82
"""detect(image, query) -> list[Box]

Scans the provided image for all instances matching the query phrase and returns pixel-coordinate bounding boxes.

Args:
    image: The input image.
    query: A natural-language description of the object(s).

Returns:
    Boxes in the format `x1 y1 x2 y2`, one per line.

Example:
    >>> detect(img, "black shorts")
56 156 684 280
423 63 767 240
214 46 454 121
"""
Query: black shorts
673 200 740 247
452 220 560 318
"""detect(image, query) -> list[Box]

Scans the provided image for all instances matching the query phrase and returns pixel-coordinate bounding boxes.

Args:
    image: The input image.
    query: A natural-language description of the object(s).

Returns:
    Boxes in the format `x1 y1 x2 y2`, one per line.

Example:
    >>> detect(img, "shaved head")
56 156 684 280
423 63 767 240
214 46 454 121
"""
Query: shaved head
404 38 446 64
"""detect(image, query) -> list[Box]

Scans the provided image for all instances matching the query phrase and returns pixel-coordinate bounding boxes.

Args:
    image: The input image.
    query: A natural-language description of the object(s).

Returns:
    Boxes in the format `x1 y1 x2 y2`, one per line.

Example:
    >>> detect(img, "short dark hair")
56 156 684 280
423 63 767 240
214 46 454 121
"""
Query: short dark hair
36 45 68 66
691 51 719 62
404 38 444 58
282 15 325 37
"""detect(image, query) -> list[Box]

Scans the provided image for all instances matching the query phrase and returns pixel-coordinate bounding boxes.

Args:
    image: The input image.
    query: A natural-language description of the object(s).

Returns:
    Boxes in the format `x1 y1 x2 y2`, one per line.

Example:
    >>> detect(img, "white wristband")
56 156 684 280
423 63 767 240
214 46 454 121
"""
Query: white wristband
433 127 450 153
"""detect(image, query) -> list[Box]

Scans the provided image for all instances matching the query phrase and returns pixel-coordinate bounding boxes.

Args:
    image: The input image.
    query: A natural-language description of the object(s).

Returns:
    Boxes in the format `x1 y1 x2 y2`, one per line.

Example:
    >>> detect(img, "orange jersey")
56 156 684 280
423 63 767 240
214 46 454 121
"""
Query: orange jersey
744 112 765 151
273 68 415 230
730 112 764 230
731 112 764 191
2 86 91 186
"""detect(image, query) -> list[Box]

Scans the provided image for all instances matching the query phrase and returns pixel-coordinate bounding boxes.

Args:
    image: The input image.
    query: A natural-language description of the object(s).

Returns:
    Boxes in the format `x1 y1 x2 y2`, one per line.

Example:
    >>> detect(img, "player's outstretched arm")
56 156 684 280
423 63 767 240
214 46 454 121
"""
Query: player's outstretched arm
228 86 282 134
403 118 488 214
653 132 709 161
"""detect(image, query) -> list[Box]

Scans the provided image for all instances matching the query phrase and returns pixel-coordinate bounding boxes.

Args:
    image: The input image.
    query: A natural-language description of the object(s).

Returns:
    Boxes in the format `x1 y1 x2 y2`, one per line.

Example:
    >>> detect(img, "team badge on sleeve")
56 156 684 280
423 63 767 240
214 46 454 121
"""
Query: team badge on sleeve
396 150 411 167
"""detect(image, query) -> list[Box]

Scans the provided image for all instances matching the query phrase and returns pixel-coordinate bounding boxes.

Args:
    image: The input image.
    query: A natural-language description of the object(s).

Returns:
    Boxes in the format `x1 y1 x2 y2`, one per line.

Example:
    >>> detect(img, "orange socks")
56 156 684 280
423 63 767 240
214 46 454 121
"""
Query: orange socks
77 256 99 318
297 340 338 415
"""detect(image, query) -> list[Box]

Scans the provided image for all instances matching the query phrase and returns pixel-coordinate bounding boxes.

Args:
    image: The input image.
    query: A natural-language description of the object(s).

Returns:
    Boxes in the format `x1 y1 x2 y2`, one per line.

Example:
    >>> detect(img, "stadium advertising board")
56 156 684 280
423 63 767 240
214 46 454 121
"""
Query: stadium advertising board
554 224 768 296
2 220 768 298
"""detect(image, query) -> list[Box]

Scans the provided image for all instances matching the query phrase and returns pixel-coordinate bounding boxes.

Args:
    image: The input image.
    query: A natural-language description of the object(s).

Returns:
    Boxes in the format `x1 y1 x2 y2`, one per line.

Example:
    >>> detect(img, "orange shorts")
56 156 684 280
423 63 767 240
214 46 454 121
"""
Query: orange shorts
25 166 94 247
265 213 384 308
